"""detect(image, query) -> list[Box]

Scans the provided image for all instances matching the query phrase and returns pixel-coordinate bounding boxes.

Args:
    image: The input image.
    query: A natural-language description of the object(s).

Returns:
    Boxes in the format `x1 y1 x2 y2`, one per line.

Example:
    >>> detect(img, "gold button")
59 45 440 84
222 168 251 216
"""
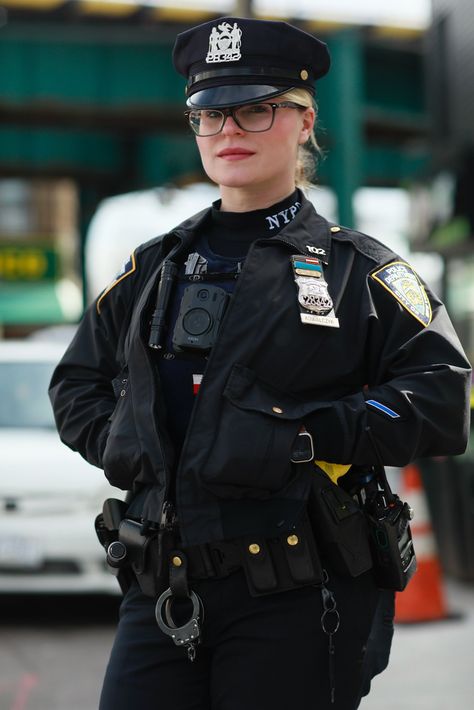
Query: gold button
272 406 283 414
248 544 261 555
330 226 341 233
287 535 299 546
172 556 183 567
300 69 309 81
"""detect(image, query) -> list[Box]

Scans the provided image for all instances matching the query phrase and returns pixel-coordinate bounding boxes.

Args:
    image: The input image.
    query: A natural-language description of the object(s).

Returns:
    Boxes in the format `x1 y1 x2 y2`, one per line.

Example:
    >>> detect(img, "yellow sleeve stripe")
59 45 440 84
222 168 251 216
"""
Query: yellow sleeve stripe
96 251 137 315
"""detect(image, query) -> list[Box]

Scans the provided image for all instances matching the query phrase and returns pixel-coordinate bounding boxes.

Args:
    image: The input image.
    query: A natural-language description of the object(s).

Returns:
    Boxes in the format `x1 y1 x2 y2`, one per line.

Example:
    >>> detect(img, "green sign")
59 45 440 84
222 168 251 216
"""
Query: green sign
0 245 58 281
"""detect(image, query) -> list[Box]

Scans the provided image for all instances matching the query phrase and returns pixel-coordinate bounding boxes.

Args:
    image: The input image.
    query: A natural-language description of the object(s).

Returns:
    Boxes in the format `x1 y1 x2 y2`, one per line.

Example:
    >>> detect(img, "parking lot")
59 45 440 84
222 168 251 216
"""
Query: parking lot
0 594 119 710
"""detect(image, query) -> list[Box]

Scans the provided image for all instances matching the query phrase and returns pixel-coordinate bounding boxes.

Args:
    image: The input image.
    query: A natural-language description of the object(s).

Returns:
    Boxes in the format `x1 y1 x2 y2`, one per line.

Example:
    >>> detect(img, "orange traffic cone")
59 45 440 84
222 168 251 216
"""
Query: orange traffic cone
395 463 449 623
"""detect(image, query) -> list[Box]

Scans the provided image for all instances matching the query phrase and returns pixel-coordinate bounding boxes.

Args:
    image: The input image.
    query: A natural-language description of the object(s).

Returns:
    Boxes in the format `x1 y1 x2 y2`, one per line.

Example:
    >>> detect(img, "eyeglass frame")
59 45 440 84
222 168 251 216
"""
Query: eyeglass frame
184 101 307 137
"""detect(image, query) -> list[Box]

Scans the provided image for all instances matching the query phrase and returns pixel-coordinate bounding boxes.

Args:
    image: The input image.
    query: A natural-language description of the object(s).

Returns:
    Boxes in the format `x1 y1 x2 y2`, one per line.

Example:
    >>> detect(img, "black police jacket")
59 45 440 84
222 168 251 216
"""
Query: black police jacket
49 196 471 546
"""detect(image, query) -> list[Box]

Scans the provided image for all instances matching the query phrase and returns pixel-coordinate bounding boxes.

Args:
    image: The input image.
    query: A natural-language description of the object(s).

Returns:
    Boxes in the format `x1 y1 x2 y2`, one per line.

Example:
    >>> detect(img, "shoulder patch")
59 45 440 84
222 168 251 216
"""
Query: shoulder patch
96 252 136 314
371 261 432 327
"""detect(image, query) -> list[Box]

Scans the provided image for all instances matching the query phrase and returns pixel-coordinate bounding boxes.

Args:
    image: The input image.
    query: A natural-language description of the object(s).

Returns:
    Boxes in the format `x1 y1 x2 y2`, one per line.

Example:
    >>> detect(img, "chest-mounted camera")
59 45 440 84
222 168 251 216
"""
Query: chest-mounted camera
172 283 229 353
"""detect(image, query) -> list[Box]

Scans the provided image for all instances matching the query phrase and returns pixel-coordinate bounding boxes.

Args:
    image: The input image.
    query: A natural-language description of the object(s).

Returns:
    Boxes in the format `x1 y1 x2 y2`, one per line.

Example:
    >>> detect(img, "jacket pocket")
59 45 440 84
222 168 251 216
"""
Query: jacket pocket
102 370 141 490
201 364 304 497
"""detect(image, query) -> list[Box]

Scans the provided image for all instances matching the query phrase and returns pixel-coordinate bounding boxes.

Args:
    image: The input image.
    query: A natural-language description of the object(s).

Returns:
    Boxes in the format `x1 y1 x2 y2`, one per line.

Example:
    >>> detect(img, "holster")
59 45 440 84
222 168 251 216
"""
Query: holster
307 465 373 577
118 519 171 598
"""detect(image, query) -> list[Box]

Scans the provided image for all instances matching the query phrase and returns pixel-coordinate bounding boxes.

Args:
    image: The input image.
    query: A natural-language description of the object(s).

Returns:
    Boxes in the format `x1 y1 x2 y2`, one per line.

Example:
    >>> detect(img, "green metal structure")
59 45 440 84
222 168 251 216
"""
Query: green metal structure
0 4 429 327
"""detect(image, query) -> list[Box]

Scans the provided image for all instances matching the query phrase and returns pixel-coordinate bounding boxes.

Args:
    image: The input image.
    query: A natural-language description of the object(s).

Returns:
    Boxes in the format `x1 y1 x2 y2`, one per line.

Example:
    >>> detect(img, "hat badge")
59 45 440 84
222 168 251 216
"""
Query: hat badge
206 21 242 64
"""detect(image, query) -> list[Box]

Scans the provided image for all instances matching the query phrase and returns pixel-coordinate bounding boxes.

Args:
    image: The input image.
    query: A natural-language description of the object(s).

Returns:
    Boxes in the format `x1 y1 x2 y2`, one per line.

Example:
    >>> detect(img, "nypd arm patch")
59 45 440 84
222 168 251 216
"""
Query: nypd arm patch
96 253 136 314
371 261 432 327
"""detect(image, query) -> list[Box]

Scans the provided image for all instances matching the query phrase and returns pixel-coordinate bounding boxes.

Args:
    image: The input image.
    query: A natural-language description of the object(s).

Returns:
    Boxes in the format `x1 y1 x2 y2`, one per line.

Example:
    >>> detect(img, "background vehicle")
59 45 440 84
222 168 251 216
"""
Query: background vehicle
0 339 124 594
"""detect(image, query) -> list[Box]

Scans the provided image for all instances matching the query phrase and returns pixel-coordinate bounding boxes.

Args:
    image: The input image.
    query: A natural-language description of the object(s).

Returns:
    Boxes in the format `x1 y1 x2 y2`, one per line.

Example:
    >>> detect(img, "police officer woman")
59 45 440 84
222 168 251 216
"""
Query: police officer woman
49 17 471 710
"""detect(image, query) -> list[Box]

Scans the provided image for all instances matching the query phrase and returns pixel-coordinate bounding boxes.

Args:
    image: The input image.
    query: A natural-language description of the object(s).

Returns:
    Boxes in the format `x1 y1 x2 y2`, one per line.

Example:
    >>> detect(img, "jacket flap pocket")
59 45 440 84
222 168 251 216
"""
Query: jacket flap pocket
223 364 305 420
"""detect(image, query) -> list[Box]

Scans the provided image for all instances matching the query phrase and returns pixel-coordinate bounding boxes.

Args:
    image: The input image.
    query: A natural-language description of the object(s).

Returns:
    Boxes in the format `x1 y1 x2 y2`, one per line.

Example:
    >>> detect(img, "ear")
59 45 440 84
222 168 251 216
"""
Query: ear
298 107 316 144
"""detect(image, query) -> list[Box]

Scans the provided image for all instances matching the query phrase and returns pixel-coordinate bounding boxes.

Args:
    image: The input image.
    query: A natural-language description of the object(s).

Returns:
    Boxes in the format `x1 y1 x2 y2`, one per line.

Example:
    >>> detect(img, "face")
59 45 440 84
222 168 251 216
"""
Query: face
194 99 315 200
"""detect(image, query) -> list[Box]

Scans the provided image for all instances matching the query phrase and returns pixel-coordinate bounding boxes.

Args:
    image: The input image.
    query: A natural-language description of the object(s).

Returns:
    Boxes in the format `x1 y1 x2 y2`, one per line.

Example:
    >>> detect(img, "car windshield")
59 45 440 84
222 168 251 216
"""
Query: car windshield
0 361 56 428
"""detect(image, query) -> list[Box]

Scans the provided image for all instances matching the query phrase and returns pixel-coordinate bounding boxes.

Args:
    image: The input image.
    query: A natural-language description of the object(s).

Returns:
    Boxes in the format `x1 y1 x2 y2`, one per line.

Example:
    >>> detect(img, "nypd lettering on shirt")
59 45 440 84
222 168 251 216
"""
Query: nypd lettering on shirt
371 261 432 327
265 201 301 230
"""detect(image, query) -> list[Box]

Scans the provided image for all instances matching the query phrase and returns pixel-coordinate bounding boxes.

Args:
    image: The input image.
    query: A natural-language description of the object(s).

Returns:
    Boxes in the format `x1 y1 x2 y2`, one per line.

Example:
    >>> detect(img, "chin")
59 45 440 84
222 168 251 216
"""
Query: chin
212 167 265 189
203 160 260 186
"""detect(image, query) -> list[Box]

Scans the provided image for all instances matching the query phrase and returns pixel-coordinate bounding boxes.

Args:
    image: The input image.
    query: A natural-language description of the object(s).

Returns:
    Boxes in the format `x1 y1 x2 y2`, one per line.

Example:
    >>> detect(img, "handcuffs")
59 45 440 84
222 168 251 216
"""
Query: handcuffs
154 548 204 662
155 587 204 662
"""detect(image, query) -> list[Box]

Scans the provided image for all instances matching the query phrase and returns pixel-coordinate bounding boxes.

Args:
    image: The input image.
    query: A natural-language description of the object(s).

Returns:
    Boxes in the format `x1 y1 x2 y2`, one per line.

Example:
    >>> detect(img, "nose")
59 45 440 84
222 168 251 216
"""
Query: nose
221 113 243 135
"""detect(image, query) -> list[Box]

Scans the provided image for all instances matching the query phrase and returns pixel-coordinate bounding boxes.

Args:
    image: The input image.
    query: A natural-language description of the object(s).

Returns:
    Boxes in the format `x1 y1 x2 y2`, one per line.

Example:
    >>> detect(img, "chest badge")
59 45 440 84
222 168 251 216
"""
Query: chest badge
291 256 339 328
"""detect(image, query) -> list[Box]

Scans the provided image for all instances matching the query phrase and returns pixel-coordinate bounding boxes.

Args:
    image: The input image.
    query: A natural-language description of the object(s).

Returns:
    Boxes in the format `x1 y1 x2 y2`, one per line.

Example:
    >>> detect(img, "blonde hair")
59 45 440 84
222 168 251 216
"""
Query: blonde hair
278 88 322 189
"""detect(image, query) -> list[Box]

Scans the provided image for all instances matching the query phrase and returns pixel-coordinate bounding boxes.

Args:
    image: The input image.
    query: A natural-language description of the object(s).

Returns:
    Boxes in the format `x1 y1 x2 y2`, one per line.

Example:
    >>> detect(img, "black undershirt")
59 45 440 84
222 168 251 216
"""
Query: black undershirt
207 189 300 257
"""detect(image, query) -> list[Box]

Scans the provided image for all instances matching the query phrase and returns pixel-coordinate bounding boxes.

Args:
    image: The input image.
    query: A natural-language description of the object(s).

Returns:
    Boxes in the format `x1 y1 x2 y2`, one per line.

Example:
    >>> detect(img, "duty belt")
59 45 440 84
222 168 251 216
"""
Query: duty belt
112 511 324 598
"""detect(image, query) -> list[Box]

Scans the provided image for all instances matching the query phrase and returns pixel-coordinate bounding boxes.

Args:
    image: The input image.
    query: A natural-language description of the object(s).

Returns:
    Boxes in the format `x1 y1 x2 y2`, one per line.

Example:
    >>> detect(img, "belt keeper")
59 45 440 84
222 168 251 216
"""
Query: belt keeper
169 550 191 599
283 518 323 584
196 544 217 578
240 537 278 594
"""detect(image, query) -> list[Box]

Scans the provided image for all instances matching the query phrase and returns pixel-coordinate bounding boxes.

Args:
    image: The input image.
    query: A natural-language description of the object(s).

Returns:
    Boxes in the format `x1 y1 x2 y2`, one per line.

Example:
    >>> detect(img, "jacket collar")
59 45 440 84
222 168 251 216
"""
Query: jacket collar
162 192 333 263
268 193 332 264
162 205 212 255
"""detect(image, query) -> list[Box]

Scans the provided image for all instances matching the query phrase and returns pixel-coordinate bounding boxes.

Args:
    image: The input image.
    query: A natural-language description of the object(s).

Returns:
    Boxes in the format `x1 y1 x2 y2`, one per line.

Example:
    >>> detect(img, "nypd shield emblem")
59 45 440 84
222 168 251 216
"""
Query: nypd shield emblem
371 261 432 327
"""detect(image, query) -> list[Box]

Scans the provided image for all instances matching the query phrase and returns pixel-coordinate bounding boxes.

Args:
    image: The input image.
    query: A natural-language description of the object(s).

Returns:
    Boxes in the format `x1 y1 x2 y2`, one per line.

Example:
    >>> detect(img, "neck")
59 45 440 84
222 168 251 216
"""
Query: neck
219 182 297 213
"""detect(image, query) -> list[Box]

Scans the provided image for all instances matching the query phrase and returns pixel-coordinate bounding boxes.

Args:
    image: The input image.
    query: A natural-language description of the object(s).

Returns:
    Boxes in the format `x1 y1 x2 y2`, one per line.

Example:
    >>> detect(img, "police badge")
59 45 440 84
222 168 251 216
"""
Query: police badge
206 21 242 63
291 256 339 327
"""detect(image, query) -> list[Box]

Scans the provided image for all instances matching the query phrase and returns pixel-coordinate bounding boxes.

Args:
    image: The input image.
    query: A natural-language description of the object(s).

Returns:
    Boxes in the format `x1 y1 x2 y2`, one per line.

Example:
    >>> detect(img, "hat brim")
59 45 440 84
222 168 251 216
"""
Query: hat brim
186 84 291 109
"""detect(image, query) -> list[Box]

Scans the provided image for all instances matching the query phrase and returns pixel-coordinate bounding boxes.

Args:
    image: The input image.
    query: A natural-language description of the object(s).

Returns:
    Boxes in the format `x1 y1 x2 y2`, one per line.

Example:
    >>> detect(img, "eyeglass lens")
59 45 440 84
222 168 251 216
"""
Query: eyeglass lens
189 103 275 136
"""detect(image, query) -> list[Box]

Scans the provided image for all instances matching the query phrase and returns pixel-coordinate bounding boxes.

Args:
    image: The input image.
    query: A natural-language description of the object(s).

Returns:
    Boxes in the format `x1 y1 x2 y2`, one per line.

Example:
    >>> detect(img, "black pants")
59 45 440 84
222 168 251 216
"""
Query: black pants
100 567 380 710
356 589 395 706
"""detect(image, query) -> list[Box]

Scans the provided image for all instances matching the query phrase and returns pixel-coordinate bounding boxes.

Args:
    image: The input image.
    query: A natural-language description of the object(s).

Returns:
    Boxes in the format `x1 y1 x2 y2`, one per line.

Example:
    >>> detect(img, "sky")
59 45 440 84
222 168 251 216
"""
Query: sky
139 0 432 29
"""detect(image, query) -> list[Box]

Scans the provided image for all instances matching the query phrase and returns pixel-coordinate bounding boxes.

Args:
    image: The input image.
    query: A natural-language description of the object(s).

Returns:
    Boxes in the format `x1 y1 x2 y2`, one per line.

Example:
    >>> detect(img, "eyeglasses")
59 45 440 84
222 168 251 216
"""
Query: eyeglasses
184 101 306 137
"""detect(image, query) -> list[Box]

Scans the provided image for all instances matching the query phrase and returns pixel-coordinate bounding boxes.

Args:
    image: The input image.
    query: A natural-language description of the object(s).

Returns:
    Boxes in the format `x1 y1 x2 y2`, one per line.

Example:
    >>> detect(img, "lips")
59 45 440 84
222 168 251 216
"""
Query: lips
217 147 255 159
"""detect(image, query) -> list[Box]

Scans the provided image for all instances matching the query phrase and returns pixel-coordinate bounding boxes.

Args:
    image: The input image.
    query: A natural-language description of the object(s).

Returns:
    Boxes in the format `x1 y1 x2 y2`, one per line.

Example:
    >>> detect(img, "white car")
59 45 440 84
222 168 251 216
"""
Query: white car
0 340 124 594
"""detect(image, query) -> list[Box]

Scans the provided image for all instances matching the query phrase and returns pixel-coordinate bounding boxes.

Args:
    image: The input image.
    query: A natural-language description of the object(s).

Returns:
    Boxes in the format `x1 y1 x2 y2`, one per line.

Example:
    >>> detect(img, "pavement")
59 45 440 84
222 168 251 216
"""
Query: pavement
360 576 474 709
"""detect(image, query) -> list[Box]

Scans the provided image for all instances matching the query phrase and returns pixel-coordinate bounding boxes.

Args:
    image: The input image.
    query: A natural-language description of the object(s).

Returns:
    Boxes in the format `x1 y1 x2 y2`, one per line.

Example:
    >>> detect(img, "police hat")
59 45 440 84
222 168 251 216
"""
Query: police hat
173 17 330 109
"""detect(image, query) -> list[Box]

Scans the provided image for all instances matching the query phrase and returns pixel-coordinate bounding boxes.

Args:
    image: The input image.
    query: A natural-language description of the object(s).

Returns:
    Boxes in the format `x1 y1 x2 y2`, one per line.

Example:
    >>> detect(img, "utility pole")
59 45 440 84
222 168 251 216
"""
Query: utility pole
234 0 253 18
